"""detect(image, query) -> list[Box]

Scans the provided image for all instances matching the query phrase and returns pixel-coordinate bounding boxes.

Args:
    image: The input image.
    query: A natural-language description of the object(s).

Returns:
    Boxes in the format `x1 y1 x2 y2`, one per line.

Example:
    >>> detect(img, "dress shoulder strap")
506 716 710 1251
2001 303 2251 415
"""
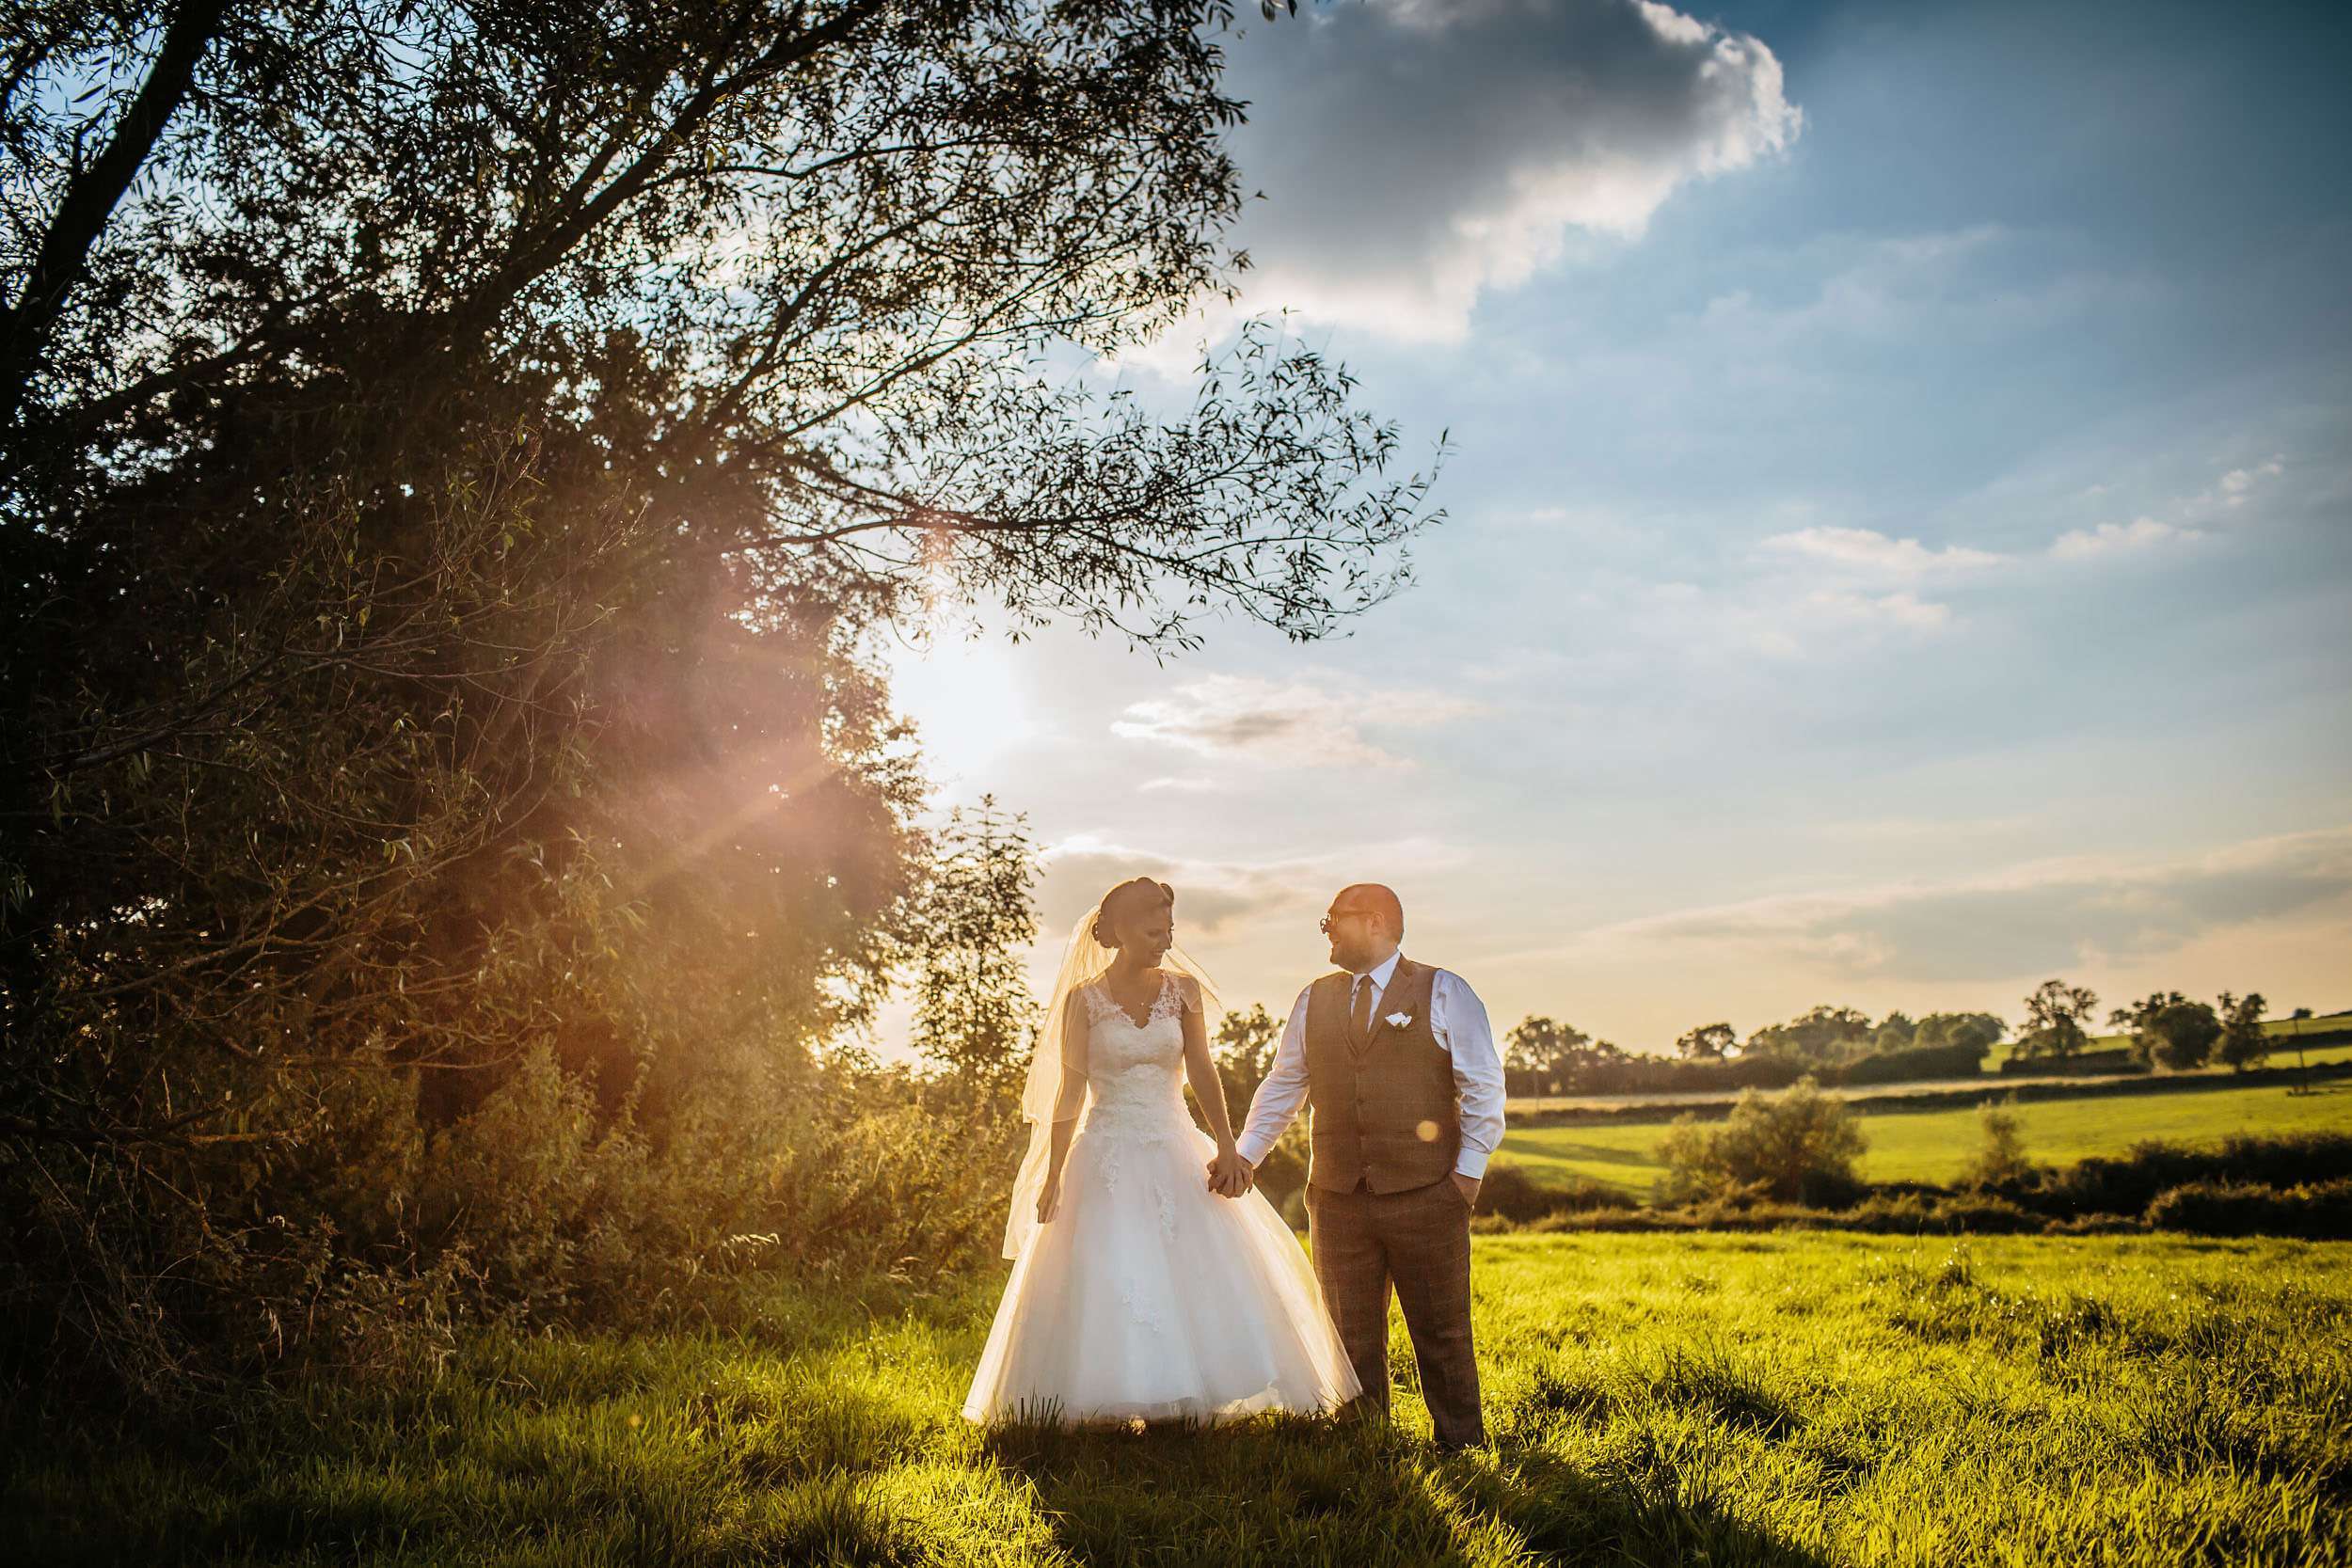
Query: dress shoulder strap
1147 970 1186 1023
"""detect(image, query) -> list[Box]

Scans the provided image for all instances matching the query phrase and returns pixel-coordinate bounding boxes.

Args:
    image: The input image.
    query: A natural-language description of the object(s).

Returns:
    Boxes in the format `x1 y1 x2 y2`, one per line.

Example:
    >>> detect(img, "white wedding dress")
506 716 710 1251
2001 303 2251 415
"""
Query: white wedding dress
961 974 1362 1425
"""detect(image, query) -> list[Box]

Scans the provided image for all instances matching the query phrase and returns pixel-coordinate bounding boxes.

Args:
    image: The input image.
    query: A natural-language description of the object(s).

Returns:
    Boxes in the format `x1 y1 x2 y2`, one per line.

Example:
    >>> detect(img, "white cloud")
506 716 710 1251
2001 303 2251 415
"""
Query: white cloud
1754 451 2284 590
1803 588 1953 631
1156 0 1801 346
2054 451 2288 552
1110 673 1479 769
1761 525 2010 576
2217 457 2284 506
2049 515 2202 561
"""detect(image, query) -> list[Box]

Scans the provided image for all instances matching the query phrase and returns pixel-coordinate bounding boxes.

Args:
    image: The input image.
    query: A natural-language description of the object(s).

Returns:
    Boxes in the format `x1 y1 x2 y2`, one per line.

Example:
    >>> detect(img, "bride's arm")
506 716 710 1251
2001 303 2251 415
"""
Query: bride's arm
1178 977 1235 1152
1051 990 1090 1126
1038 992 1089 1223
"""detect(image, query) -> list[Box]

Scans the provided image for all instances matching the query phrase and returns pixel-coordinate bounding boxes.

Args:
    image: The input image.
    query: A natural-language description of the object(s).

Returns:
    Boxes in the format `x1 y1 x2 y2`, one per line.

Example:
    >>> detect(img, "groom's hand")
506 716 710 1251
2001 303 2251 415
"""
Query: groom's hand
1205 1149 1254 1197
1451 1172 1481 1211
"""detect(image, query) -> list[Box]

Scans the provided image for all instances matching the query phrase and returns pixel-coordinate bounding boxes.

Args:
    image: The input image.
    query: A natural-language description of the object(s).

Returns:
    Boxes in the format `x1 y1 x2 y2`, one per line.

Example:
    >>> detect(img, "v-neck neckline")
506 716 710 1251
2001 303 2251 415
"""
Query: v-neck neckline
1099 972 1166 1031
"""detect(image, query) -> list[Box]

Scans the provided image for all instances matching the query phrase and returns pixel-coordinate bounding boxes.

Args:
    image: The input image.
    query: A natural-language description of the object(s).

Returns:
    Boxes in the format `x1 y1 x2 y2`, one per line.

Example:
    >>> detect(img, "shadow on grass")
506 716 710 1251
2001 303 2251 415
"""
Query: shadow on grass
978 1412 1830 1568
1474 1443 1834 1567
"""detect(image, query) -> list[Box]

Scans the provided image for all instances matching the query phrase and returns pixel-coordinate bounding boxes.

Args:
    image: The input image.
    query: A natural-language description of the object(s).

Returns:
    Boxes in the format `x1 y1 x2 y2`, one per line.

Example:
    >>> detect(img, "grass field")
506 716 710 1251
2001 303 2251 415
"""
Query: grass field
1498 1078 2352 1196
7 1233 2344 1566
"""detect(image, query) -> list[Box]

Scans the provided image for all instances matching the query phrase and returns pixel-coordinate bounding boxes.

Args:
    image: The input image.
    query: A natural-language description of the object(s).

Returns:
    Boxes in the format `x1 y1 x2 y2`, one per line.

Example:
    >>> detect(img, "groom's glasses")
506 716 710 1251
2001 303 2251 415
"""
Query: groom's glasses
1319 911 1371 935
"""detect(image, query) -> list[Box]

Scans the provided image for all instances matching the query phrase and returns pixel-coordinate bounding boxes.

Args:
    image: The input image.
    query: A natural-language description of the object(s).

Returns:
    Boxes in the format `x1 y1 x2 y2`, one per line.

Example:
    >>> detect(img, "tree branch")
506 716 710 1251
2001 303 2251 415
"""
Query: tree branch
0 0 230 436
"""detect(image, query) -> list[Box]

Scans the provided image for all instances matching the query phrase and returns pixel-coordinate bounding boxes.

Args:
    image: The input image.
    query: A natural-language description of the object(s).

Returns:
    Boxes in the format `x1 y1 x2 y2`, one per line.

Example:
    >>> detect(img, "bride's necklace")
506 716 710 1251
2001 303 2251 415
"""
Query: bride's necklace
1100 964 1165 1029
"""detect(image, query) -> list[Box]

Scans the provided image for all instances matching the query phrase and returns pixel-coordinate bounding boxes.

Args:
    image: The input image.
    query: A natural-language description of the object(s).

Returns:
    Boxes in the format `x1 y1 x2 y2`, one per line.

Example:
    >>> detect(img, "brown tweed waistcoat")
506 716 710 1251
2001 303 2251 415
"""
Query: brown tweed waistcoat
1302 957 1457 1194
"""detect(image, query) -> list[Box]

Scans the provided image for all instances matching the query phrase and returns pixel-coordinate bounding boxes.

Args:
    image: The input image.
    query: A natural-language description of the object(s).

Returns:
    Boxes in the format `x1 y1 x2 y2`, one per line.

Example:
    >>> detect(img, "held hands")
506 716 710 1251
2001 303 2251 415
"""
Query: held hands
1204 1148 1254 1198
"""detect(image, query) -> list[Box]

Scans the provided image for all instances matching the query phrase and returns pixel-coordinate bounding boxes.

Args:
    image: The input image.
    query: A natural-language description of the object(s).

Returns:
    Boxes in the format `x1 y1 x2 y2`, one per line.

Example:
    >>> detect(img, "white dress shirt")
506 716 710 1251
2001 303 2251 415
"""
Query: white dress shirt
1234 950 1507 1180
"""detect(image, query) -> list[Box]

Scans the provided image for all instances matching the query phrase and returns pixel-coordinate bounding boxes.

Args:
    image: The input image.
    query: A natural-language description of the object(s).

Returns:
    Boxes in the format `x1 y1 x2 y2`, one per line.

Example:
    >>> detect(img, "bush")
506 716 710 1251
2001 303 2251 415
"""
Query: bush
1655 1076 1867 1206
1471 1165 1632 1223
1961 1099 2035 1189
1997 1045 2145 1076
1836 1192 2044 1235
1831 1037 1993 1086
2145 1178 2352 1239
1539 1053 1811 1099
2029 1132 2352 1220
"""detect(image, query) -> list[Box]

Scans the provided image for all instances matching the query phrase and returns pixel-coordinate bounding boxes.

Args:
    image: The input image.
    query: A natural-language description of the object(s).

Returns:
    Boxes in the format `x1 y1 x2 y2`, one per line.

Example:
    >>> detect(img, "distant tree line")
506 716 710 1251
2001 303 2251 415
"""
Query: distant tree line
1480 977 2314 1099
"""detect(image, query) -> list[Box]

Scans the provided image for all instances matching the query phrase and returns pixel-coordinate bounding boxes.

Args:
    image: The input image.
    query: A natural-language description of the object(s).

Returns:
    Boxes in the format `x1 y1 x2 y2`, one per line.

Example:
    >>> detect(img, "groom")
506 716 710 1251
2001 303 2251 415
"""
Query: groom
1211 883 1505 1451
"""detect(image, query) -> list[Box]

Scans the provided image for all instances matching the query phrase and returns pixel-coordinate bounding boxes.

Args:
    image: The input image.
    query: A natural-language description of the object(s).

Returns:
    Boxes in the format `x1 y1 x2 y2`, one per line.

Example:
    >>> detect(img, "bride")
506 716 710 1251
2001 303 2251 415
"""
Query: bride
961 878 1361 1426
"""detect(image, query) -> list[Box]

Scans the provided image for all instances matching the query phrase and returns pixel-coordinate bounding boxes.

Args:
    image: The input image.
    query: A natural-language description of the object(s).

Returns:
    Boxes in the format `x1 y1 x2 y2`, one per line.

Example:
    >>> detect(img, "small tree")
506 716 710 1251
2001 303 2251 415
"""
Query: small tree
1871 1011 1918 1053
908 799 1039 1095
1961 1097 2034 1189
1212 1003 1282 1128
1655 1075 1867 1206
1676 1022 1739 1061
2109 991 2222 1071
2216 991 2270 1073
2016 979 2099 1062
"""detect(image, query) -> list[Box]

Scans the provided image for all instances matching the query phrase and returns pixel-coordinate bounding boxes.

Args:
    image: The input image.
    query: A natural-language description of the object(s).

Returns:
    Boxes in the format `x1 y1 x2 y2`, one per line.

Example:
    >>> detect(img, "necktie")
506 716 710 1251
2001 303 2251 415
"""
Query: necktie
1351 973 1374 1046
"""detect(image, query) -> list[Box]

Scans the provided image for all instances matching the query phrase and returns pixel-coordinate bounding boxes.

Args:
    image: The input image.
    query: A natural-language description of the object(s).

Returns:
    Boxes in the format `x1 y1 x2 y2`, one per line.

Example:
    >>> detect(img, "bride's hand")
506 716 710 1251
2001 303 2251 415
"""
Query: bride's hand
1036 1173 1063 1225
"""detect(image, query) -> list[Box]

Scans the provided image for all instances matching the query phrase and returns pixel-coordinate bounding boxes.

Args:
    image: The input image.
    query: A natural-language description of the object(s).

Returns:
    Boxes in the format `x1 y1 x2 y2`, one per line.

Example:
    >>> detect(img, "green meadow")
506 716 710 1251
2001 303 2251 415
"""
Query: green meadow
8 1232 2345 1567
1498 1077 2352 1196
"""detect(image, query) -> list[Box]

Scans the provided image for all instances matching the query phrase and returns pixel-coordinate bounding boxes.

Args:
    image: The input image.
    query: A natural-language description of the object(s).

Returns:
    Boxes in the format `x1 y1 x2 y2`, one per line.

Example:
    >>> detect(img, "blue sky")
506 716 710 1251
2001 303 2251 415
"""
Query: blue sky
880 0 2352 1053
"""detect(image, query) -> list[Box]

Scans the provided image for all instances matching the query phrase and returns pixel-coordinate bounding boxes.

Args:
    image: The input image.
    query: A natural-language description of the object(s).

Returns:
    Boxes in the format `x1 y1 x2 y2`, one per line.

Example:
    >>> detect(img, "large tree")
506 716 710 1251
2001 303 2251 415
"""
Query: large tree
2216 990 2270 1073
2110 991 2222 1071
1675 1021 1738 1061
0 0 1436 1384
2016 978 2099 1062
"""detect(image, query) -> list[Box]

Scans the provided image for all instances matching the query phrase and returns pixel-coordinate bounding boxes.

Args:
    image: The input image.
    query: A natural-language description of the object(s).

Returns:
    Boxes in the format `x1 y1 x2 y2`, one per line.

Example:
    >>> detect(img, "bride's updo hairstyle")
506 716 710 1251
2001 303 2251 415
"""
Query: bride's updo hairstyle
1091 878 1174 949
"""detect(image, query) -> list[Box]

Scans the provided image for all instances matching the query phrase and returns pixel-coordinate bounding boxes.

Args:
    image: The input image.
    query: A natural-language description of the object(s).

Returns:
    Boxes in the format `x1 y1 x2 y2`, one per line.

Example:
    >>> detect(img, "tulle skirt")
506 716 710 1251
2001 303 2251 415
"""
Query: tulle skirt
961 1121 1362 1426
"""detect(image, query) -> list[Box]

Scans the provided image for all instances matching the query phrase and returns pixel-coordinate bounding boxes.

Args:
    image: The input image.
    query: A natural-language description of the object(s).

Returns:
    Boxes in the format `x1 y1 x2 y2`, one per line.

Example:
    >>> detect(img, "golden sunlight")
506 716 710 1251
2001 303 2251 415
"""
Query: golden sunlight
882 631 1039 798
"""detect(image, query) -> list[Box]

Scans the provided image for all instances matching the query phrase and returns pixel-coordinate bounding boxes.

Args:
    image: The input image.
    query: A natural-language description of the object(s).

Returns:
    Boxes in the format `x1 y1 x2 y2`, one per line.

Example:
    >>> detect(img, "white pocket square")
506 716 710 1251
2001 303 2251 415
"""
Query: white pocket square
1385 1011 1413 1029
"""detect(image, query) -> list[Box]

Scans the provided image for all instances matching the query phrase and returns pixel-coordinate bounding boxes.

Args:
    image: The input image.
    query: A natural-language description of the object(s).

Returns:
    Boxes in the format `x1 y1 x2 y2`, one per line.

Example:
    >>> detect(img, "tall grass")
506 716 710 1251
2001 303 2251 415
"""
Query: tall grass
7 1233 2345 1566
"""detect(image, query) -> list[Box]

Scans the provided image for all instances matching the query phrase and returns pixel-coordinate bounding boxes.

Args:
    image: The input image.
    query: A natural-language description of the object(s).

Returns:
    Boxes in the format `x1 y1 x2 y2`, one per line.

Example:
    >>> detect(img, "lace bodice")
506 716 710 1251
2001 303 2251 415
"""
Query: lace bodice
1076 974 1192 1141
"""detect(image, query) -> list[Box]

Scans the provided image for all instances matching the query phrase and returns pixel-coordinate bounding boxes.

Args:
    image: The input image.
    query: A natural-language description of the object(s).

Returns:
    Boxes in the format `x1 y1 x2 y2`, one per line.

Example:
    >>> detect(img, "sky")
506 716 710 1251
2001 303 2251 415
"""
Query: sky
873 0 2352 1056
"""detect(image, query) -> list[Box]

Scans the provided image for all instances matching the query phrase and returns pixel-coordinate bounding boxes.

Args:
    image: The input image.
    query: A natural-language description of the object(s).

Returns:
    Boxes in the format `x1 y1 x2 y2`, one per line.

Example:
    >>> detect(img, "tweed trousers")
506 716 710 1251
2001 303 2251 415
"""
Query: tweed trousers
1306 1174 1484 1449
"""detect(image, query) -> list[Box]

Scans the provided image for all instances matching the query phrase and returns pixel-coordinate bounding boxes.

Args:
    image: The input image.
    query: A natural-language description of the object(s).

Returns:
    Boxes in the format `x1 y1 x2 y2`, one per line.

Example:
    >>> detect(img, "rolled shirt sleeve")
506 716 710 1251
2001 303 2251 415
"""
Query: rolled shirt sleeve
1432 969 1506 1180
1234 985 1315 1167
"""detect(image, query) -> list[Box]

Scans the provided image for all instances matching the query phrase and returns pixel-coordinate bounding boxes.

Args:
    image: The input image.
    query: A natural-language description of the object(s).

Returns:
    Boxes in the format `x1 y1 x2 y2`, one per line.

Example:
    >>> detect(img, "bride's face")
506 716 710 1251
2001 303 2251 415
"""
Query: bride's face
1107 895 1174 961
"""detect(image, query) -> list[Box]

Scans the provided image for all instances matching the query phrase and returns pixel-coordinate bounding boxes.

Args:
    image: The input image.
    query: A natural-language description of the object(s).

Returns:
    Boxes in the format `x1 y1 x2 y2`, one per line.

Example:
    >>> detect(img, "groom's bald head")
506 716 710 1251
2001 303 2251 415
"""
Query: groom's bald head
1331 883 1404 941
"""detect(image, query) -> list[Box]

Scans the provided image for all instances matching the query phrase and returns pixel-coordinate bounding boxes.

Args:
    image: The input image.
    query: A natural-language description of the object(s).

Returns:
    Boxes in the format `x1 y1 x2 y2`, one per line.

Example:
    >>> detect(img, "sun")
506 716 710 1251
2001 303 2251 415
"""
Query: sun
882 629 1038 798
